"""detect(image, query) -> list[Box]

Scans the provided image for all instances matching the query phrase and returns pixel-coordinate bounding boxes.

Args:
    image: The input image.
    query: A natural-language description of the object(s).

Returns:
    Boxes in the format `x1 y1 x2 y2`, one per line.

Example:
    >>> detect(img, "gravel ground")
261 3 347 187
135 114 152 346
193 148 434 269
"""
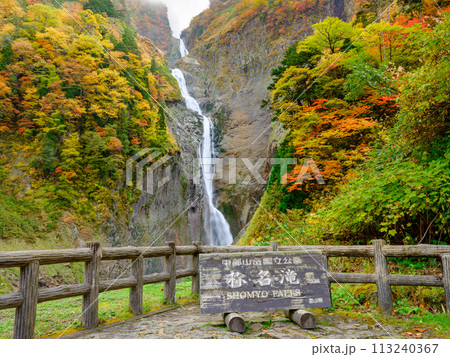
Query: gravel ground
62 304 446 339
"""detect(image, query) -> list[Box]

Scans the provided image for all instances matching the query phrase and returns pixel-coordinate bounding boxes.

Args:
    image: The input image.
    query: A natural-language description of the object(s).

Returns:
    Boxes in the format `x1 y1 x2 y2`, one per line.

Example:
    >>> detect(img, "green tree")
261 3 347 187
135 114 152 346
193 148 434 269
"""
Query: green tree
0 43 13 70
305 17 356 54
157 105 166 136
60 133 82 173
25 4 61 32
114 26 140 56
395 15 450 148
85 0 117 18
34 133 59 175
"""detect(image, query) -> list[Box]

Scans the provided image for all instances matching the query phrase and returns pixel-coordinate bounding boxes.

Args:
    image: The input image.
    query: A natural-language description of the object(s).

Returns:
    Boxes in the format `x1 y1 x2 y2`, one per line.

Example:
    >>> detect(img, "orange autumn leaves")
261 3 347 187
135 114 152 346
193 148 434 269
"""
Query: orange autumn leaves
266 14 430 195
284 99 380 192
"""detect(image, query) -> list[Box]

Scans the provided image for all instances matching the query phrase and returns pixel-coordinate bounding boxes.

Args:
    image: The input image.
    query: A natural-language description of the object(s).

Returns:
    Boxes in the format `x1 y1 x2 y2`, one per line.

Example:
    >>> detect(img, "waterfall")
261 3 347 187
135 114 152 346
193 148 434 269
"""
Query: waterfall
179 39 189 58
171 41 233 246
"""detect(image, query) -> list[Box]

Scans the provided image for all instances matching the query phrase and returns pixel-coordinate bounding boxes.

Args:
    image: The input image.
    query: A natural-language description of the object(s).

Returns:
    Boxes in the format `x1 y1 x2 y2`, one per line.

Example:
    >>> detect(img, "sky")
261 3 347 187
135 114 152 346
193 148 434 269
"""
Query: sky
150 0 210 38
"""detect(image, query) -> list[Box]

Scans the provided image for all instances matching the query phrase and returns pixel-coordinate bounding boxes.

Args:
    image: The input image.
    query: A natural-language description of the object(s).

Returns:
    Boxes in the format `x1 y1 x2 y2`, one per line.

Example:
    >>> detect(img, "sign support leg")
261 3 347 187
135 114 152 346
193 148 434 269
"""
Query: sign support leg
223 312 246 333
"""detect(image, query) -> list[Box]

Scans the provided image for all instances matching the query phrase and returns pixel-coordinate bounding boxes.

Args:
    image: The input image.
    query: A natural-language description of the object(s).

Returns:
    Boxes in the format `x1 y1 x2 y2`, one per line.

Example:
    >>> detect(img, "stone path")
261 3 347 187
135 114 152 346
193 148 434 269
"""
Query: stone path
69 303 443 339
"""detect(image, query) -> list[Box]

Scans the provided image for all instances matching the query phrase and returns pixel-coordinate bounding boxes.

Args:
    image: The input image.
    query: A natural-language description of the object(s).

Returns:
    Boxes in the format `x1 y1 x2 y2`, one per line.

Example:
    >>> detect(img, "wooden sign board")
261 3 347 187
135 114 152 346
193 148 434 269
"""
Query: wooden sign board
199 251 332 314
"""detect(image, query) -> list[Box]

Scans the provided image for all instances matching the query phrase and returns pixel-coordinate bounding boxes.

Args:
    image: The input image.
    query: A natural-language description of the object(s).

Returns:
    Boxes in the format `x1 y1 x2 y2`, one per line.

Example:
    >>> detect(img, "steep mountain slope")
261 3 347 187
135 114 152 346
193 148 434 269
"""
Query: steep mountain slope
0 0 204 255
238 1 450 246
180 0 354 235
111 0 181 66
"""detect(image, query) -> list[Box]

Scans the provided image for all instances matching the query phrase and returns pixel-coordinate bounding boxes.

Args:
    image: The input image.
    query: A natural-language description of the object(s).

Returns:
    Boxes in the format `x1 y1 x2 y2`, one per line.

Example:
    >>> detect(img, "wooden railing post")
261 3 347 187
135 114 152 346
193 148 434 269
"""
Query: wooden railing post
441 254 450 314
164 242 176 304
323 255 331 280
129 255 143 315
192 241 202 295
323 254 333 305
269 241 280 251
373 240 393 315
82 242 101 328
13 260 39 339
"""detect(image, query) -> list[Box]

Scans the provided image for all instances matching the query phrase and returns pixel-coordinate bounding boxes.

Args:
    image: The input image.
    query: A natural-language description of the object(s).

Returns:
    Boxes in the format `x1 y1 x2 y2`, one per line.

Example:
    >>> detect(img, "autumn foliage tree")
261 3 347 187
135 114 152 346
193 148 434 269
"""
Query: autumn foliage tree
259 8 450 245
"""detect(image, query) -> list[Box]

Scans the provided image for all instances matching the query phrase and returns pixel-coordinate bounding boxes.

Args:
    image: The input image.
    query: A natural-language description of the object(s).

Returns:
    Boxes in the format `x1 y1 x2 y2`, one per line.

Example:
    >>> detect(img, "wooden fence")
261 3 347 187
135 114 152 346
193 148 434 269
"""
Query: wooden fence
0 239 449 339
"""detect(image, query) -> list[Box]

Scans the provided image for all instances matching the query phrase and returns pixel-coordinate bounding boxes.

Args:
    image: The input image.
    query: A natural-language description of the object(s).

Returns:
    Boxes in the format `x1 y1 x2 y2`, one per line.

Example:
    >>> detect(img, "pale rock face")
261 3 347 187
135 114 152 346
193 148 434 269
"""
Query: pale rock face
178 19 307 235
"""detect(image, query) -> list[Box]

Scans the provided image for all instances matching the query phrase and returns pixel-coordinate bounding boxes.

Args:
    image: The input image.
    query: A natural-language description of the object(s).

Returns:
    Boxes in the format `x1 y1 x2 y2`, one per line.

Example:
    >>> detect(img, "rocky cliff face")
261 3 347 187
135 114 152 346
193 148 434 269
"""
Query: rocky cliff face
111 1 205 250
180 0 353 236
104 103 205 250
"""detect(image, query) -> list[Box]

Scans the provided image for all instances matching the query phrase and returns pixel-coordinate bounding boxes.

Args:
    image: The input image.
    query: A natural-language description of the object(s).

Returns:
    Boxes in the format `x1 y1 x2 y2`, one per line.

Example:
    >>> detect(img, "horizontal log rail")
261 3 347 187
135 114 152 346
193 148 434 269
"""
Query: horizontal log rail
143 272 171 285
328 273 444 286
0 249 94 268
99 278 137 293
0 292 24 310
0 240 448 338
38 283 91 303
101 246 173 260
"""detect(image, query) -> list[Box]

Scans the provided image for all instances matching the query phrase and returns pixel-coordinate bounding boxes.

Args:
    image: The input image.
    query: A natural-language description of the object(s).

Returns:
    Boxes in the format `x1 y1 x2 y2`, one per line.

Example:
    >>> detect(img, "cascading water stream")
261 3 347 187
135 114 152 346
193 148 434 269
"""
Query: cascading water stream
170 40 233 246
179 39 189 58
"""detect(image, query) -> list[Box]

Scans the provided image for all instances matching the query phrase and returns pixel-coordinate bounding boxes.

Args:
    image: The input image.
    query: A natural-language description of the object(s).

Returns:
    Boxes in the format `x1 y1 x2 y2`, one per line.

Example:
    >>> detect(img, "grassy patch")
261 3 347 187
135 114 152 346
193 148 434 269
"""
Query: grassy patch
323 284 450 335
0 279 197 339
317 308 450 337
0 193 47 241
261 319 273 330
409 313 450 333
